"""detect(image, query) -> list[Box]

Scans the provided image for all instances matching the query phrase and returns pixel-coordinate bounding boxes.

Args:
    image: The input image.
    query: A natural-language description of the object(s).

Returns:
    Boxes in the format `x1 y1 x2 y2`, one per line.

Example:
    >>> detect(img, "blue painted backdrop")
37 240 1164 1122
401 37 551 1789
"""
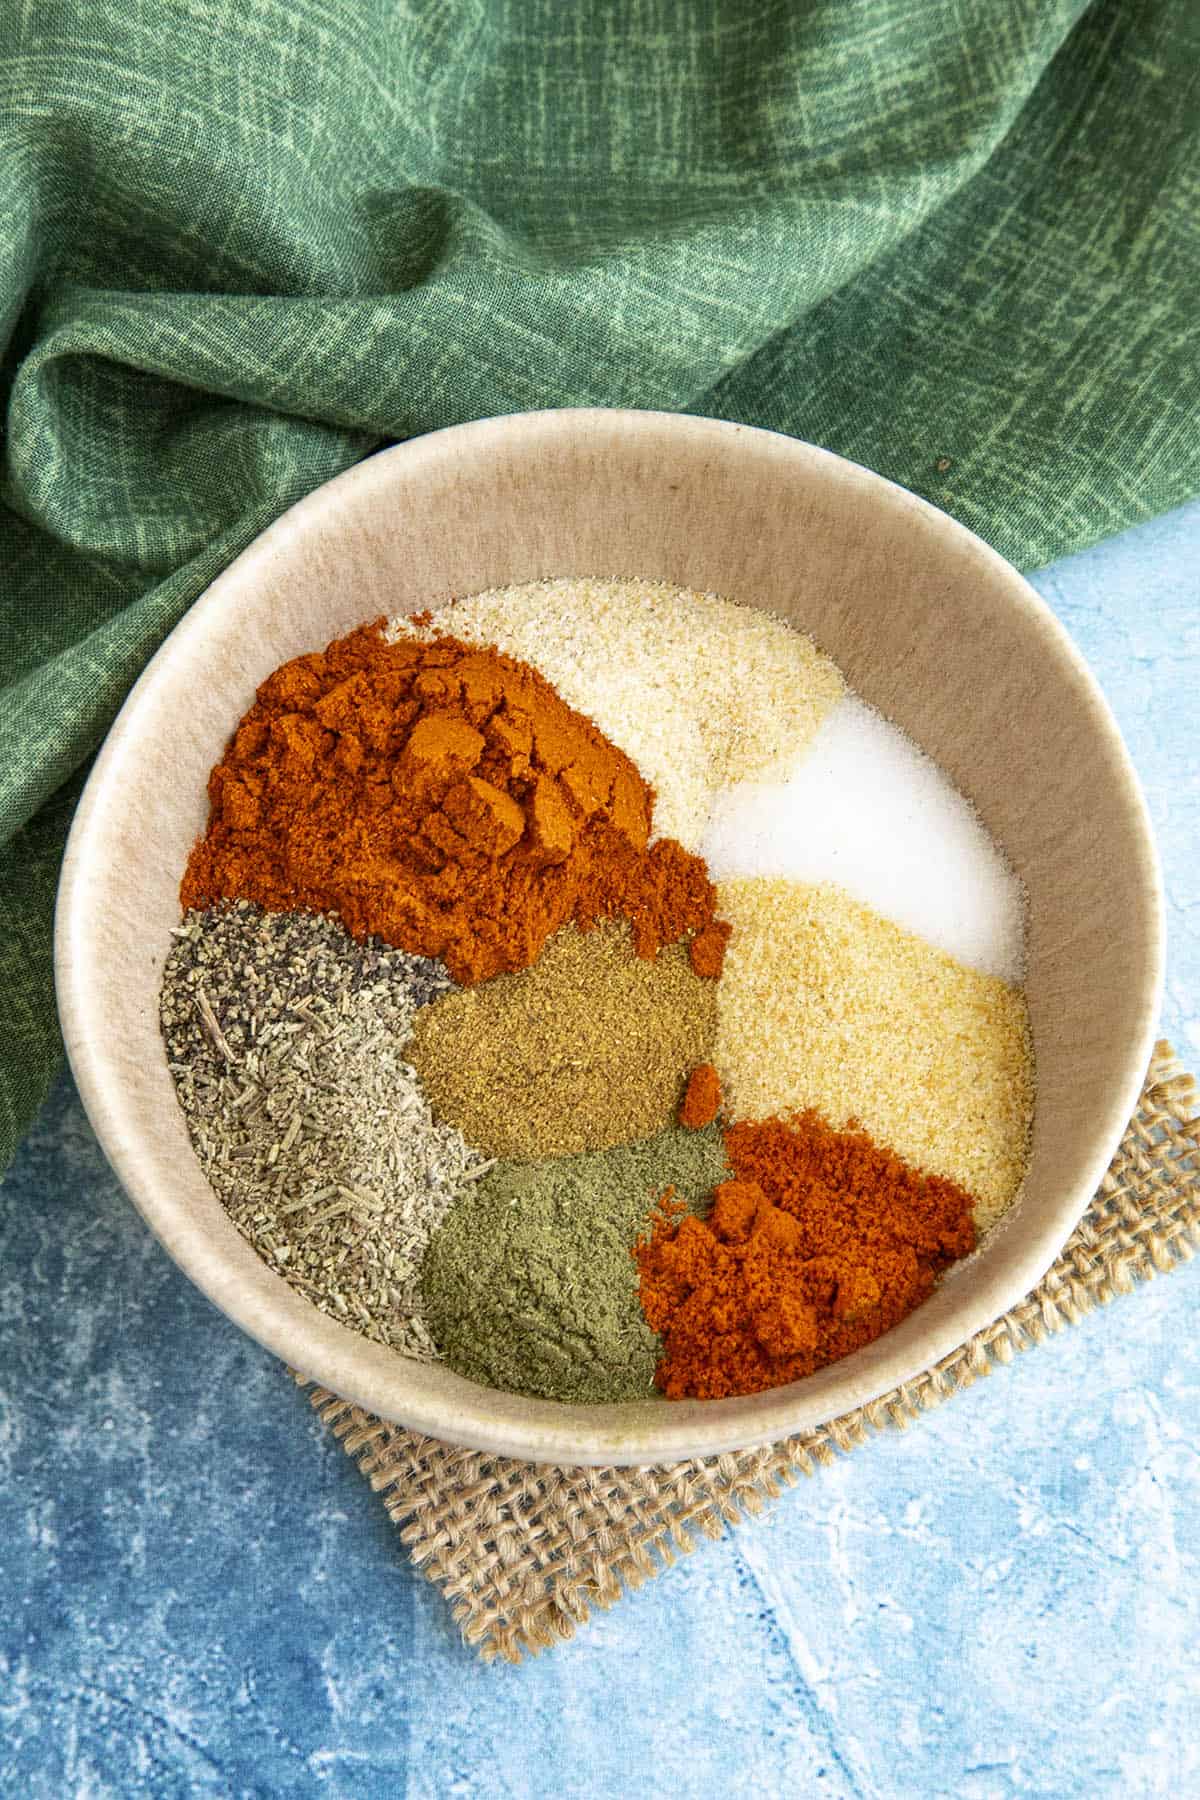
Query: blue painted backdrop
2 500 1198 1797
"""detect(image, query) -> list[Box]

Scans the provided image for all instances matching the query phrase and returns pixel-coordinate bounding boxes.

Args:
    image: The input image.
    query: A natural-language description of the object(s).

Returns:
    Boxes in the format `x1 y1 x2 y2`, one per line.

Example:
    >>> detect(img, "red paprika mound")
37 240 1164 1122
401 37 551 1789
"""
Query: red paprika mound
636 1111 976 1399
181 621 725 986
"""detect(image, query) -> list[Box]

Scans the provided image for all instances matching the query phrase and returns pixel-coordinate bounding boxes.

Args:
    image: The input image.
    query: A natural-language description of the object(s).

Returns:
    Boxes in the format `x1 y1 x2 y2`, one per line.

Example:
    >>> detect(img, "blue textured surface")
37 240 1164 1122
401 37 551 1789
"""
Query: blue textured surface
2 502 1199 1797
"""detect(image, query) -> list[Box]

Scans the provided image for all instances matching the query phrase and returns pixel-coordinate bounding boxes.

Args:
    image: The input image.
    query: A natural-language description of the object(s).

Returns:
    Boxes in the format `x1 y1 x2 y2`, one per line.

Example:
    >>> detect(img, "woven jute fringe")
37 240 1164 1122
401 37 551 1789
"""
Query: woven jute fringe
298 1040 1199 1664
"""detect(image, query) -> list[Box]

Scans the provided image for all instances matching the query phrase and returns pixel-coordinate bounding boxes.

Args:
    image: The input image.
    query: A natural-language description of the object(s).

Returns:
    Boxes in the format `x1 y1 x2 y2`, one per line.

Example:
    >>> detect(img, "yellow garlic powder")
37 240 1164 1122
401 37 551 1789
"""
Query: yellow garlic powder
714 878 1034 1233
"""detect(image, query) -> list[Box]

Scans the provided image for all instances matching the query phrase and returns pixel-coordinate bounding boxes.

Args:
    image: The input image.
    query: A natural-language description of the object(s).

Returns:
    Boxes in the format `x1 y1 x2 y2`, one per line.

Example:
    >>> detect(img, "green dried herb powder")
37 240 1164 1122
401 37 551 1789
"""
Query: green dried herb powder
420 1124 729 1403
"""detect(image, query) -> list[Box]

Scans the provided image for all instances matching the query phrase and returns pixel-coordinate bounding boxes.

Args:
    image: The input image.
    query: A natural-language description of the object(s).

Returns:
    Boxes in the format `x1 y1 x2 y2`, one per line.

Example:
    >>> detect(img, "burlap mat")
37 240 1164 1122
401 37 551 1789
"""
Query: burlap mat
297 1040 1199 1663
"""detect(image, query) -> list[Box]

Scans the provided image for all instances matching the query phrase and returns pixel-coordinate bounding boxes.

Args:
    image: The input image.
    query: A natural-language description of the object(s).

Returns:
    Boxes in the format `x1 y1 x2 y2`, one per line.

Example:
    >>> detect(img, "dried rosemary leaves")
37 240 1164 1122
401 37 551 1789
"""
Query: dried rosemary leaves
159 902 489 1359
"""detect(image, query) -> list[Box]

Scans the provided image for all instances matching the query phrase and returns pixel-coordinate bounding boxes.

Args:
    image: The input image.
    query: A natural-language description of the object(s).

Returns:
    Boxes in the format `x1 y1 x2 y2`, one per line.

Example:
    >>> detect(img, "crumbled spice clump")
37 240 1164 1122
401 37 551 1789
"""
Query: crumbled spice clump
636 1110 977 1399
181 622 725 985
679 1062 721 1130
687 920 731 979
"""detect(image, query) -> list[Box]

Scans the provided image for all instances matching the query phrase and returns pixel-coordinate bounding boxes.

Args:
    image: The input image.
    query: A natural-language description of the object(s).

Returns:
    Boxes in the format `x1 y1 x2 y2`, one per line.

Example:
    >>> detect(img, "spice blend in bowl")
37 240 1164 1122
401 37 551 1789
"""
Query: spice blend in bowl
161 577 1034 1404
57 411 1162 1465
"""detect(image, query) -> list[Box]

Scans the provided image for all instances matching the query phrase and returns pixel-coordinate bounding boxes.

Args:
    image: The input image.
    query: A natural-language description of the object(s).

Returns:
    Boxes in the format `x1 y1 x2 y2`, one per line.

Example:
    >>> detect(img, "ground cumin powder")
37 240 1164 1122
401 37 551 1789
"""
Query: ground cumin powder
406 919 717 1159
181 623 724 985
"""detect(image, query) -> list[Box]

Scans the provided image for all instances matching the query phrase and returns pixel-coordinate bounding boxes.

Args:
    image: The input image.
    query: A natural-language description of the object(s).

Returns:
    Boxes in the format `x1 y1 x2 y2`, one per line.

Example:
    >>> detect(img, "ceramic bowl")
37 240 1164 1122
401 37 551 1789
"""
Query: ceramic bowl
54 409 1163 1466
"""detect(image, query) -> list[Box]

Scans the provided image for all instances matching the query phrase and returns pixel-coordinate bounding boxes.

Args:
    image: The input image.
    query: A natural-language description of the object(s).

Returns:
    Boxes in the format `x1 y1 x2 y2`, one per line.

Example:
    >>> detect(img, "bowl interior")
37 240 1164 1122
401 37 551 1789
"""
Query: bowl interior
54 410 1162 1465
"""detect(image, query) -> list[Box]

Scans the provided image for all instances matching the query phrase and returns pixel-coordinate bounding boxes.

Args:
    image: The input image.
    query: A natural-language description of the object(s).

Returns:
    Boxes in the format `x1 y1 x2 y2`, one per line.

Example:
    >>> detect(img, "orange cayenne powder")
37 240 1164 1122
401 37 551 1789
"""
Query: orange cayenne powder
181 622 727 986
679 1063 722 1130
636 1112 976 1399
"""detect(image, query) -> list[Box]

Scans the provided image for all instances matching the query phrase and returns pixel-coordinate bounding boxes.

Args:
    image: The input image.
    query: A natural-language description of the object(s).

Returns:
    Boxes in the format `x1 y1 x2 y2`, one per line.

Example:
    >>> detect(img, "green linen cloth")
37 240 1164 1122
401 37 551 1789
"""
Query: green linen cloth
2 1 1198 1171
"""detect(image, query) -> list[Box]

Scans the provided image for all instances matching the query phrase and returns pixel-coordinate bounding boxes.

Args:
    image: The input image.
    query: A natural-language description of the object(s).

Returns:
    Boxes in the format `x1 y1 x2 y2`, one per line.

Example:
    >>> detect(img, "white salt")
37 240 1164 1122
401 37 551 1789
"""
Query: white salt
700 695 1026 983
